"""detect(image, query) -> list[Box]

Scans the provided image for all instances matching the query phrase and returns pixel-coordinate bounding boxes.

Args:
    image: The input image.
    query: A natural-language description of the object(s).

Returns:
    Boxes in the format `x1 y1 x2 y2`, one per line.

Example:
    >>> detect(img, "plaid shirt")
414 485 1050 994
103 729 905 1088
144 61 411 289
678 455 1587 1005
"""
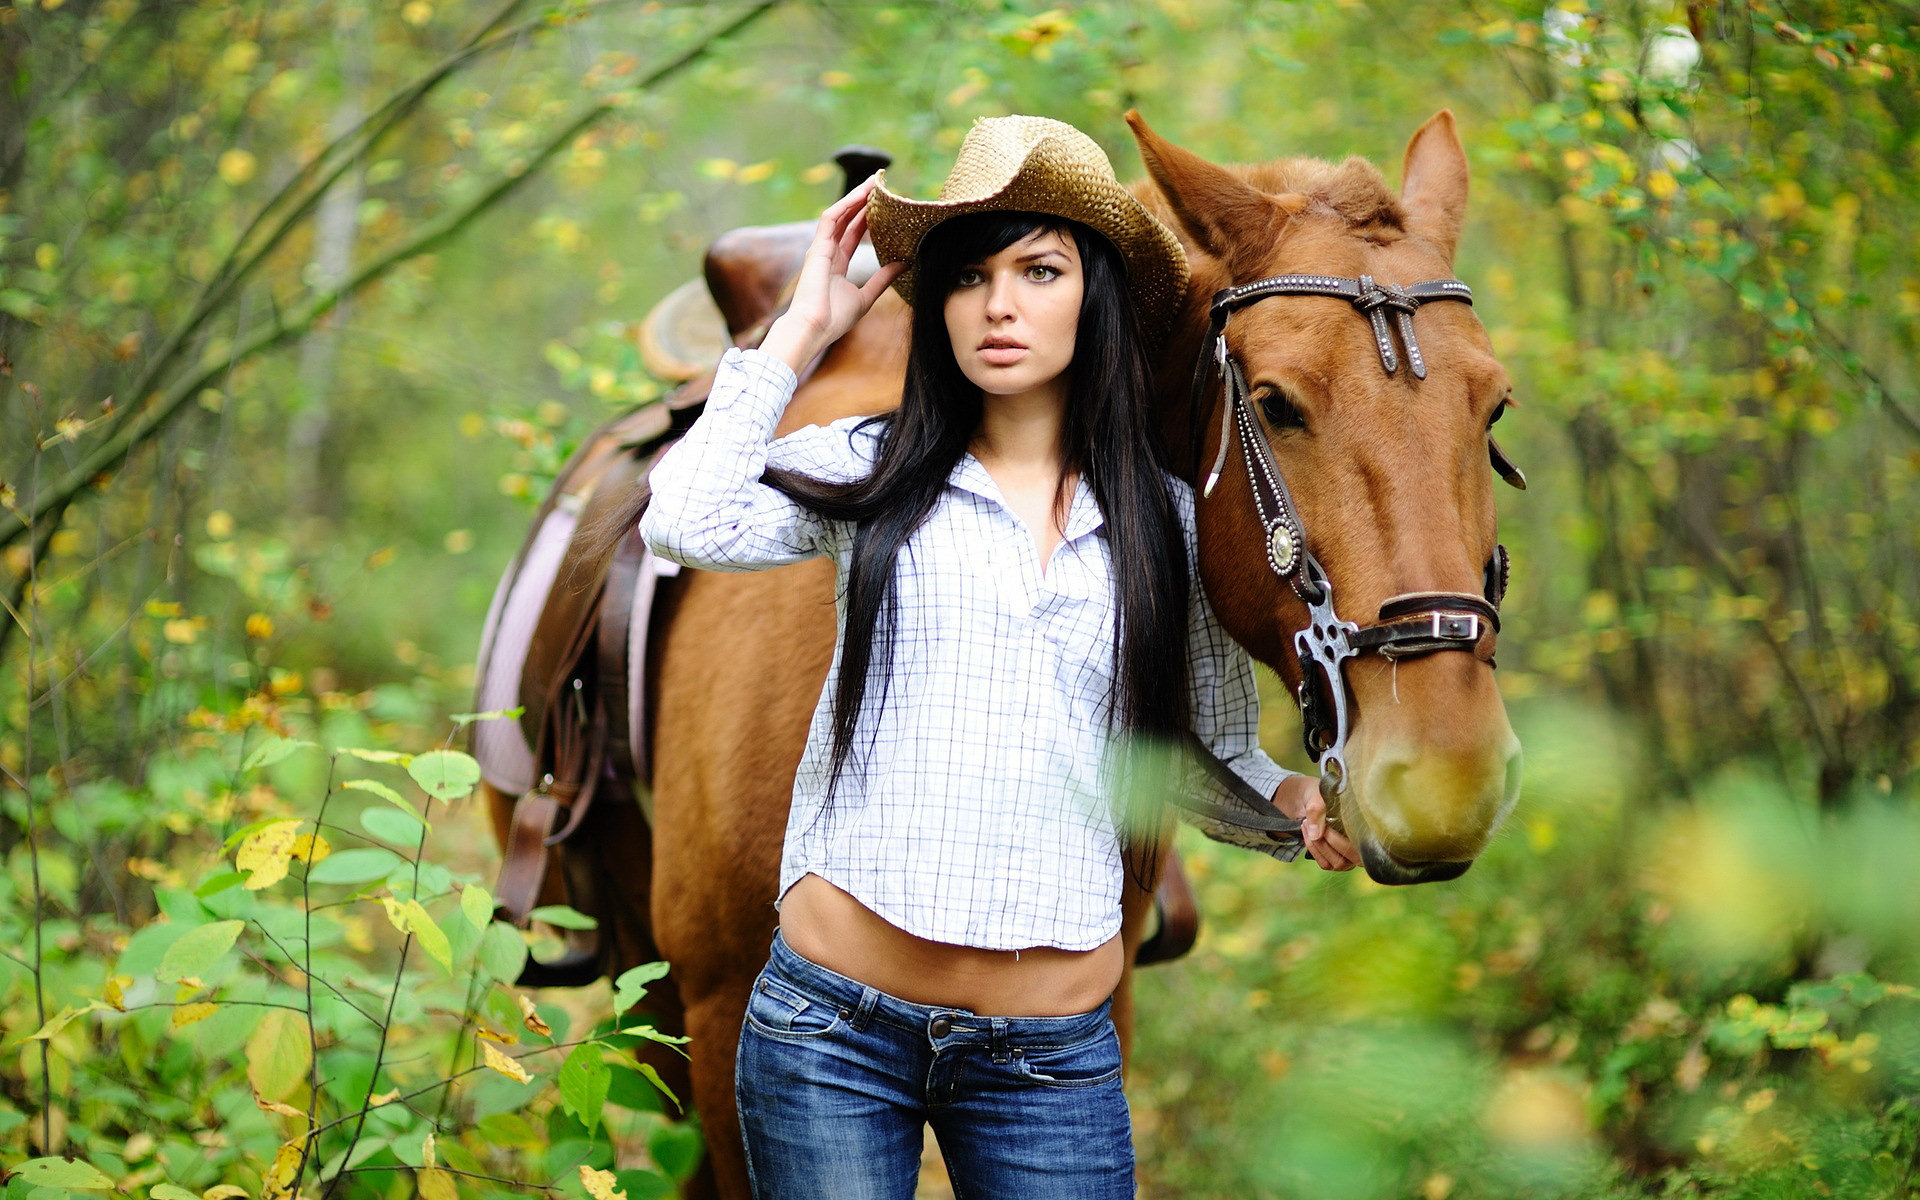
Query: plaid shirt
641 347 1296 951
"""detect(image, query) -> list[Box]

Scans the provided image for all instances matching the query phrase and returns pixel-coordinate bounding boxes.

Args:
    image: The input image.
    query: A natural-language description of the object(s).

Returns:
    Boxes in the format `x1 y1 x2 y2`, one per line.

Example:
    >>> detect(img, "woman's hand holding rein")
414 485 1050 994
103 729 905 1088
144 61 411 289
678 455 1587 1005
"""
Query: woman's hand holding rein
759 174 907 377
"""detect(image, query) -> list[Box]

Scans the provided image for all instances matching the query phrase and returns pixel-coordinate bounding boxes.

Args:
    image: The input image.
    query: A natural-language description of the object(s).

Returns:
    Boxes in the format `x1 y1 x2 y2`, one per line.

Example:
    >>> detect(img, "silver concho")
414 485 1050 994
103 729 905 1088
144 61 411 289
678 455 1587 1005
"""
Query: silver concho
1267 521 1298 576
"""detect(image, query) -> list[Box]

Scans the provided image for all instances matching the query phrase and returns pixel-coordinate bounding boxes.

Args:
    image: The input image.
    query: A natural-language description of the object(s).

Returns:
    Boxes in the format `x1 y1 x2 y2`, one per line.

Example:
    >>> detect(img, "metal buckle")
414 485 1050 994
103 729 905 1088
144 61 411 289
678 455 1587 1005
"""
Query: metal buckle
1431 612 1481 642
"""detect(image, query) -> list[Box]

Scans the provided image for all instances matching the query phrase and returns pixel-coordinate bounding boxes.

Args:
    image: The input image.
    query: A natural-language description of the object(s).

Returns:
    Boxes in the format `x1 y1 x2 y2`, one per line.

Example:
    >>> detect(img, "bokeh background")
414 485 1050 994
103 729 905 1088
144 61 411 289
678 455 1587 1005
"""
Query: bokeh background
3 2 1917 1198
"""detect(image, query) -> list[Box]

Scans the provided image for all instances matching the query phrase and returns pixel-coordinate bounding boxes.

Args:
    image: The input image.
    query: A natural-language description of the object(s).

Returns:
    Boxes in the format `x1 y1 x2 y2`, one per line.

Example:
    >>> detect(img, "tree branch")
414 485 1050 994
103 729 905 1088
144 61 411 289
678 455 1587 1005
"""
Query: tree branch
0 1 781 572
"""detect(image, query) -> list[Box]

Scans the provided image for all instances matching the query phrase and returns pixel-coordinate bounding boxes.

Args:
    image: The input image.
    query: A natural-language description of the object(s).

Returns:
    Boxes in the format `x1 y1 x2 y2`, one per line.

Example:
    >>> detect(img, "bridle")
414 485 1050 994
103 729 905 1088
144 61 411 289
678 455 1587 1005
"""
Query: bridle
1179 272 1526 845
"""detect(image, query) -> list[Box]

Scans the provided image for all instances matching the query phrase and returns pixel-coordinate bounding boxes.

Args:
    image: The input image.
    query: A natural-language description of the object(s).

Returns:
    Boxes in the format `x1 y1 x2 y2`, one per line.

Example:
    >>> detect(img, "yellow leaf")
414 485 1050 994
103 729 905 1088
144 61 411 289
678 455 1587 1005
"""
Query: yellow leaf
163 618 201 644
254 1093 305 1120
422 1131 437 1168
202 1187 249 1200
474 1023 518 1045
236 819 304 890
369 1089 400 1107
103 975 132 1011
171 1002 218 1030
736 160 776 184
247 1008 313 1102
417 1167 457 1200
246 613 274 639
290 832 330 864
381 896 410 935
481 1042 532 1084
579 1165 627 1200
217 149 257 186
260 1139 303 1200
517 993 552 1038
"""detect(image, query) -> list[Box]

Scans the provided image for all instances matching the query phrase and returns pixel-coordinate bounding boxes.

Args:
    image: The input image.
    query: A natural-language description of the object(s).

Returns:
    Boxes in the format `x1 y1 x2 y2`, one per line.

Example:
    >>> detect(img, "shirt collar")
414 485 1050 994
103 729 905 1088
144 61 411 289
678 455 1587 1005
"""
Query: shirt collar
950 455 1107 540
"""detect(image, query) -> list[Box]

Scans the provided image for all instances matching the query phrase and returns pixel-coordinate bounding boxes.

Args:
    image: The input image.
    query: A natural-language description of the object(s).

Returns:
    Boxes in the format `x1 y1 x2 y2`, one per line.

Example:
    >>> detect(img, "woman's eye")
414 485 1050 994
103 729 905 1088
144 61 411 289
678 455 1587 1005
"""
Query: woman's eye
1024 264 1059 282
956 268 984 287
1258 389 1306 432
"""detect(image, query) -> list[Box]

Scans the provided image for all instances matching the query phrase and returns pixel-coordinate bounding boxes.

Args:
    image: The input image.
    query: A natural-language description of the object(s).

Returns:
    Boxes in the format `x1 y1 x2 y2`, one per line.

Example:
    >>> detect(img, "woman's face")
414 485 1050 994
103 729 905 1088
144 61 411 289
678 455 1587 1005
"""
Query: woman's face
943 227 1083 402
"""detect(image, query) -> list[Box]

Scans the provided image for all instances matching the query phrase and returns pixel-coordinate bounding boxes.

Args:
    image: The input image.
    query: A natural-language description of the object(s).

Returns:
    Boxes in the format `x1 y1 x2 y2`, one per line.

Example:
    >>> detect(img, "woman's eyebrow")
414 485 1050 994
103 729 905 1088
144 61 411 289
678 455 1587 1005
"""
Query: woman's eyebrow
1010 248 1070 264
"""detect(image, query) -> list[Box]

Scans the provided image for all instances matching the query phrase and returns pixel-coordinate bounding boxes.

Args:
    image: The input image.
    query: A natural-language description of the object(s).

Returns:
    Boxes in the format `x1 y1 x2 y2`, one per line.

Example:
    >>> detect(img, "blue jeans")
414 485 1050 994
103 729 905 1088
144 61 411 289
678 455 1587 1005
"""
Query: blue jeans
734 929 1135 1199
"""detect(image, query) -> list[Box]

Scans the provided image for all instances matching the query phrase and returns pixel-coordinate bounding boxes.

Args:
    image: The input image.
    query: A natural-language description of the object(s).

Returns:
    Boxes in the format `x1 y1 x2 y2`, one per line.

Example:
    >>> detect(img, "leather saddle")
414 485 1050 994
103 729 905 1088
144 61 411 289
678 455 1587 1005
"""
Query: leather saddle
471 147 1202 987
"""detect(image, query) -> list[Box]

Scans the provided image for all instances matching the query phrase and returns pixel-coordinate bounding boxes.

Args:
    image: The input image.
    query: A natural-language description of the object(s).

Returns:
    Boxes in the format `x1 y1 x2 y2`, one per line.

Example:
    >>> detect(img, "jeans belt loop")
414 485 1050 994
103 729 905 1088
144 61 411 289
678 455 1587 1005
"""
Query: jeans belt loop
851 986 880 1032
989 1017 1011 1064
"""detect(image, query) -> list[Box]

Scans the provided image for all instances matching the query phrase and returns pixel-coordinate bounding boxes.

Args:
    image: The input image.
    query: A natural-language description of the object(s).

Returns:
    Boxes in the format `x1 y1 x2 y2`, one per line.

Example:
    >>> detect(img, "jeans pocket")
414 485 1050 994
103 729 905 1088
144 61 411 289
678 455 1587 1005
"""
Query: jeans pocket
1014 1025 1122 1089
744 971 845 1040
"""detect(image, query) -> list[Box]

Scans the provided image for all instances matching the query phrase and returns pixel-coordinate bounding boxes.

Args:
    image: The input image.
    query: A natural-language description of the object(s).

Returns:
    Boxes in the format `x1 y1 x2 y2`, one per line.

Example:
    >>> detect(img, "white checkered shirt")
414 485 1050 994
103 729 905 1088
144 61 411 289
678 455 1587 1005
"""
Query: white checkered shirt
641 347 1297 951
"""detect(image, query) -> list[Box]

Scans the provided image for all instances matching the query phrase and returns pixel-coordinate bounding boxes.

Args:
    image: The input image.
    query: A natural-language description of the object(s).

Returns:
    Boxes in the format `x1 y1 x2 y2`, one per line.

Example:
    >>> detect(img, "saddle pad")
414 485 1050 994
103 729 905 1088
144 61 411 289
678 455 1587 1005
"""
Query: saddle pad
472 503 682 797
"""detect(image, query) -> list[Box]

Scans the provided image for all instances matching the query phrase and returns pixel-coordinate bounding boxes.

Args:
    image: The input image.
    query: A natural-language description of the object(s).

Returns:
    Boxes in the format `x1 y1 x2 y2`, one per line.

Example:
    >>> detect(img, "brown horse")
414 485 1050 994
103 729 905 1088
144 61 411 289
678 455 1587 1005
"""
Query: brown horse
485 109 1519 1197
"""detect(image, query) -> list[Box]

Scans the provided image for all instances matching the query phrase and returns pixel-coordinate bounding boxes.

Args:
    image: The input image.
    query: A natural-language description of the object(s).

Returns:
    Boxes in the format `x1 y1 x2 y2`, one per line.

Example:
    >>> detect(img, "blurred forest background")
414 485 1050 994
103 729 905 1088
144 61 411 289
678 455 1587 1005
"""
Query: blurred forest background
3 1 1918 1198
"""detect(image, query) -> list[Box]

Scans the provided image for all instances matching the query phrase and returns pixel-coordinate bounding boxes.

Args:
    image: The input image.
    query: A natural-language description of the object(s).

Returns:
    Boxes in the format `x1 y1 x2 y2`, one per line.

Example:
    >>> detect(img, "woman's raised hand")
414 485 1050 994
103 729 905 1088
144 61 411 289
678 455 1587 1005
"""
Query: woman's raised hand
759 173 907 375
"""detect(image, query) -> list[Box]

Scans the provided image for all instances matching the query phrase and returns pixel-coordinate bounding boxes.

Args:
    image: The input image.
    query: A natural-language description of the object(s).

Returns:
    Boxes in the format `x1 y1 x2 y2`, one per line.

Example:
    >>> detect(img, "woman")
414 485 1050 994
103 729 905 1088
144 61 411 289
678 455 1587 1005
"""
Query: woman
642 116 1355 1199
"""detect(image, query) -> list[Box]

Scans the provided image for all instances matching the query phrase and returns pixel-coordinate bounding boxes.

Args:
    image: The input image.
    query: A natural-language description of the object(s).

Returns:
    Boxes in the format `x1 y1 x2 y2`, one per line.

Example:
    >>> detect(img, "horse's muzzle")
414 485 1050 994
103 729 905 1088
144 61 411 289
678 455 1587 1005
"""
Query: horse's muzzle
1357 839 1473 886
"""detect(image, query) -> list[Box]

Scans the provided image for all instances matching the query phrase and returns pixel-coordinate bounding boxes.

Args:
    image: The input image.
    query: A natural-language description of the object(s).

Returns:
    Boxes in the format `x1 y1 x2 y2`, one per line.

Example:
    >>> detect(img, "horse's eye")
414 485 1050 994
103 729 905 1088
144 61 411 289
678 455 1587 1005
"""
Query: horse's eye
1488 399 1509 427
1258 388 1306 432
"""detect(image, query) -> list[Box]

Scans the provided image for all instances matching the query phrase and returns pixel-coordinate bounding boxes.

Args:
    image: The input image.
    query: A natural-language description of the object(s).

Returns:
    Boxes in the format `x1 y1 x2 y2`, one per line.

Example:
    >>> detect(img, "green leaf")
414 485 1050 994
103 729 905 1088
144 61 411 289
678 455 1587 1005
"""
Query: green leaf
647 1118 704 1182
246 1008 313 1101
613 961 670 1013
13 1158 116 1189
449 707 524 726
156 919 244 981
408 749 482 801
558 1042 610 1134
618 1025 691 1048
613 1168 675 1200
194 870 247 897
461 884 495 930
305 847 406 885
242 737 318 772
636 1062 682 1112
339 747 413 765
150 1186 201 1200
341 777 421 817
359 805 425 846
477 922 528 983
528 904 598 930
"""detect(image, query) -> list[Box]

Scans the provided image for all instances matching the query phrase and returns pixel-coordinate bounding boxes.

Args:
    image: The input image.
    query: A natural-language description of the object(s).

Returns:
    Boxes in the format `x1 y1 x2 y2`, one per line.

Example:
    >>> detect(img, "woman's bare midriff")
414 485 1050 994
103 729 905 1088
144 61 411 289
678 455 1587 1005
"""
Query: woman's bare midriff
777 873 1125 1017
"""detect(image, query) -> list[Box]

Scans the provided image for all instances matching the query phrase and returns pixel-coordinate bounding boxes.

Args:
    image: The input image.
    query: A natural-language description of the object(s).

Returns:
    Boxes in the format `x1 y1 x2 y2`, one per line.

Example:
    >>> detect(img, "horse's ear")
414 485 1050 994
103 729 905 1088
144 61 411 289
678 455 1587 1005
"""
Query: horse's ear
1400 109 1469 262
1125 109 1283 273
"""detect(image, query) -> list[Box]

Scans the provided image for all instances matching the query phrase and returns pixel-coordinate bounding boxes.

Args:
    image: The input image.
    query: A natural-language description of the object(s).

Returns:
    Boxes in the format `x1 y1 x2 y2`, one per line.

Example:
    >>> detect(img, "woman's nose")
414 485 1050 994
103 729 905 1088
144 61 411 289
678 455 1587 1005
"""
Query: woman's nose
983 270 1018 319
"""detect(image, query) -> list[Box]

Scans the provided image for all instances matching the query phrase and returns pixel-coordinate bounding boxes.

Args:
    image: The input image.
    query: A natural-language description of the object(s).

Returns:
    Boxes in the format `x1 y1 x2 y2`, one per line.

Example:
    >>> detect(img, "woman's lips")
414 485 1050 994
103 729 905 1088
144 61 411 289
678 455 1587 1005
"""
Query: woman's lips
978 344 1028 366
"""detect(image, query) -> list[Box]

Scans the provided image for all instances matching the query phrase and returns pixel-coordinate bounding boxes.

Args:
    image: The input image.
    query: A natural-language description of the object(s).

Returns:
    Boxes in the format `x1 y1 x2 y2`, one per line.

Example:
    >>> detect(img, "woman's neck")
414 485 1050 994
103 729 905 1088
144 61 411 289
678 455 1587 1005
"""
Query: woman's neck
969 384 1068 479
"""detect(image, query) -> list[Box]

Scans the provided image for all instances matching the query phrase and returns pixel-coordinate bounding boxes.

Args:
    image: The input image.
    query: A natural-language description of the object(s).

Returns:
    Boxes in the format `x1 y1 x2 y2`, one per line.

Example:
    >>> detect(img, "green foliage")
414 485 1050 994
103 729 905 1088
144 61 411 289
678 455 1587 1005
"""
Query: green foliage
0 707 686 1198
2 0 1916 1196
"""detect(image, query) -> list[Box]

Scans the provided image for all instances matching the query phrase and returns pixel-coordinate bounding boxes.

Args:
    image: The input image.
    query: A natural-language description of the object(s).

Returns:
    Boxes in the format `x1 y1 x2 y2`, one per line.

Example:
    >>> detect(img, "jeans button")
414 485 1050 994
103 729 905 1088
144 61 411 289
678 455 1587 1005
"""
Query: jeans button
930 1015 952 1037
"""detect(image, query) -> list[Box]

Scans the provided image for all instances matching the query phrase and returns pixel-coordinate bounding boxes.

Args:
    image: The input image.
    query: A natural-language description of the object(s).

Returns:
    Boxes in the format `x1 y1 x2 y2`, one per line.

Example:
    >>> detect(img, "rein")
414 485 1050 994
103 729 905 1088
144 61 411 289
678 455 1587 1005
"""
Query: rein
1171 271 1525 854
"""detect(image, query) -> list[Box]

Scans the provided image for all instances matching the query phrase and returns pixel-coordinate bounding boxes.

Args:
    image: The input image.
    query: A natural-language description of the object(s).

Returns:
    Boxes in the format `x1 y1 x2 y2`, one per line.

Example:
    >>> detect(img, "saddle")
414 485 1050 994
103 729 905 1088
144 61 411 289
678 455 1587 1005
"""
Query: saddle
471 147 1203 988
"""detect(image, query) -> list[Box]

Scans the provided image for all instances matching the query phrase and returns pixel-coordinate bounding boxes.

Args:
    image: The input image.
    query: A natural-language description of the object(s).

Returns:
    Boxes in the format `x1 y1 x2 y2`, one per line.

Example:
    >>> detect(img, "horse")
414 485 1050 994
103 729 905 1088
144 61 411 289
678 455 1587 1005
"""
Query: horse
480 108 1521 1198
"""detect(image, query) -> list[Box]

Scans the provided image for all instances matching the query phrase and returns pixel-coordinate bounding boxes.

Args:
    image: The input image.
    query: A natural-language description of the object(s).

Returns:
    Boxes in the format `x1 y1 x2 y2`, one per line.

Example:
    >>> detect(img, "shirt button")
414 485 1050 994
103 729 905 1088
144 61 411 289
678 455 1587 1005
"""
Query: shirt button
930 1015 953 1038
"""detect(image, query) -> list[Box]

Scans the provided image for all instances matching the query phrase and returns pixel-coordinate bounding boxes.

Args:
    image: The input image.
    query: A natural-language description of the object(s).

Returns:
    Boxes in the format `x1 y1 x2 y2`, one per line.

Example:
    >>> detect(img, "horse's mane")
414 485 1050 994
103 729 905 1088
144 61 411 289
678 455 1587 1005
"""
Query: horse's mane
1130 154 1405 234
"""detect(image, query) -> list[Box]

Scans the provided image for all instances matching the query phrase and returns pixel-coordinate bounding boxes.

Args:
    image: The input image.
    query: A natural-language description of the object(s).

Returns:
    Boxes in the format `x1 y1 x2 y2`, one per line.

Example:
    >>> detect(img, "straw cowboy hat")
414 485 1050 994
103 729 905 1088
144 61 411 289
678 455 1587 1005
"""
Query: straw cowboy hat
865 114 1189 344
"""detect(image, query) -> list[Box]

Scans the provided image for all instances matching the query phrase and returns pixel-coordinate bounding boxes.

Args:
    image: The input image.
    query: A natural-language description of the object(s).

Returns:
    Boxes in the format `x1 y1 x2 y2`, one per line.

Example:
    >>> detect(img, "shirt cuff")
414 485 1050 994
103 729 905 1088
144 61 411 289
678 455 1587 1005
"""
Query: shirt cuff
1221 751 1297 806
707 345 799 423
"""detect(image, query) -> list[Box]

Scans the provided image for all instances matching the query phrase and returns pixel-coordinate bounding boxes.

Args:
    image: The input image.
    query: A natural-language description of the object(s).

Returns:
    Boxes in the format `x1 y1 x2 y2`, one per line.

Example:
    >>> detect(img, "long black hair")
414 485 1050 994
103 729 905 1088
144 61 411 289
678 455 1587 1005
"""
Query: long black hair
763 210 1191 883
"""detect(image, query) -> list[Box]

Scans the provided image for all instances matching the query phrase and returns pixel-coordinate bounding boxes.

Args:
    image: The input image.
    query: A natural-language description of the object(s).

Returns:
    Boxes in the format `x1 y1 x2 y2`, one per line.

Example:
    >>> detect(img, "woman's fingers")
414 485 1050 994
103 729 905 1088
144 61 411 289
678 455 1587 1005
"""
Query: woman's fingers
857 260 907 306
814 173 883 256
832 202 867 273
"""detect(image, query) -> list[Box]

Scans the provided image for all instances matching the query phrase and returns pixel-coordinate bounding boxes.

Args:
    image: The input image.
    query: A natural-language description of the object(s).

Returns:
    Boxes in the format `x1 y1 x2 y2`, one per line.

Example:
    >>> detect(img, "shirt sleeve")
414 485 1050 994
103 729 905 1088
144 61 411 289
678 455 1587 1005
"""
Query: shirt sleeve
640 346 875 571
1172 478 1302 811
